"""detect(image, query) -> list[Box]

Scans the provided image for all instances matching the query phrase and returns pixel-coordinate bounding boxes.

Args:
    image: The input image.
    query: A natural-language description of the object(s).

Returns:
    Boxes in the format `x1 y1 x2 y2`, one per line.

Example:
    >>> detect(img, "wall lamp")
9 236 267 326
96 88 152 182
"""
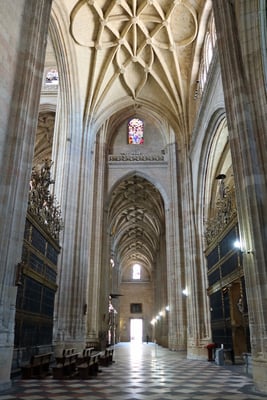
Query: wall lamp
234 240 254 254
234 240 241 249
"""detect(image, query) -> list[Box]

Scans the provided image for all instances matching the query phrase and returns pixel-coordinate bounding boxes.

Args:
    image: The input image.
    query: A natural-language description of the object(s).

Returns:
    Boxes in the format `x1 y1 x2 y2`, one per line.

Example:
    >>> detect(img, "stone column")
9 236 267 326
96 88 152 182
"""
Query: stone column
86 124 108 345
166 140 187 351
0 1 52 391
49 3 88 354
213 0 267 393
183 151 211 360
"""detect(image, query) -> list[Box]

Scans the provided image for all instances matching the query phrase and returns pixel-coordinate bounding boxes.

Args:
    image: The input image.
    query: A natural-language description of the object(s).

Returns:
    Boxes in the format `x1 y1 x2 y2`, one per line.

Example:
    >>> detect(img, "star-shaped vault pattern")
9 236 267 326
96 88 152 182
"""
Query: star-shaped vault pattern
70 0 198 123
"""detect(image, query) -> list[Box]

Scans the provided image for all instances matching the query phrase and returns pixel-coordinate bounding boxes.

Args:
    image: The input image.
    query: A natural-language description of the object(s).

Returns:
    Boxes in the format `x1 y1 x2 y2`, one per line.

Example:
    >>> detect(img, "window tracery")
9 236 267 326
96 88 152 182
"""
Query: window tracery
196 13 217 98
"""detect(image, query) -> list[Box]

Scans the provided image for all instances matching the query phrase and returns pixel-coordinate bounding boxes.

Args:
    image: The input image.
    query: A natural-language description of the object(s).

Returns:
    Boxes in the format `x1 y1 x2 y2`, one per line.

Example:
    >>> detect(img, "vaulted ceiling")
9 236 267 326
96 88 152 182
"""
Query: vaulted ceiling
45 0 211 277
69 0 205 132
108 176 165 274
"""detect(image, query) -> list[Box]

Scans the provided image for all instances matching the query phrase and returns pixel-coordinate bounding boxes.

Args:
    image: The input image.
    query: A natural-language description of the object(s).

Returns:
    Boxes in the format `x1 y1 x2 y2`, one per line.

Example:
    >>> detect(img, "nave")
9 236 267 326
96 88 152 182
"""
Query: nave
0 342 265 400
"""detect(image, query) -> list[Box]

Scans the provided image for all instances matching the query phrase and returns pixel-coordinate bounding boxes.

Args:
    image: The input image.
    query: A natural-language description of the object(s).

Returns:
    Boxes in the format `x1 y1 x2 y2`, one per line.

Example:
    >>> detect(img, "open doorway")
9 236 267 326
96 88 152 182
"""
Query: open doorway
130 318 143 343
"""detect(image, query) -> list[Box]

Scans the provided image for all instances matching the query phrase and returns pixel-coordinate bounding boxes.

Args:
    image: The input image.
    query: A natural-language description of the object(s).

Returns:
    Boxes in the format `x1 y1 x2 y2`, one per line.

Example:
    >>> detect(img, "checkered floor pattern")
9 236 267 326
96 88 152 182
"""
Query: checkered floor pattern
1 342 266 400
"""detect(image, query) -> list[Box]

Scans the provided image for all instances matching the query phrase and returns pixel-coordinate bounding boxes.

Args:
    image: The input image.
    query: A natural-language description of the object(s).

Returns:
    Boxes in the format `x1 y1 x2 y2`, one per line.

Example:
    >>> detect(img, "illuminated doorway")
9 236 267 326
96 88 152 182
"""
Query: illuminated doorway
130 319 143 343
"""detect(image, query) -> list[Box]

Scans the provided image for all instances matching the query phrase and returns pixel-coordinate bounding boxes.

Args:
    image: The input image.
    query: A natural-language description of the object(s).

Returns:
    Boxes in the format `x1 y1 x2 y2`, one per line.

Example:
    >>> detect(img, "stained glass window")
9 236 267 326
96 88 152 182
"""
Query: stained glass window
128 118 144 144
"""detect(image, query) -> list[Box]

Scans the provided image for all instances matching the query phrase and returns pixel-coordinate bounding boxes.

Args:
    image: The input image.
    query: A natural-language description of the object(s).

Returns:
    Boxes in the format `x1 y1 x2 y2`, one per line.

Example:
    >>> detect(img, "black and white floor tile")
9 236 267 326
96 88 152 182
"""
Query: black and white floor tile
0 342 266 400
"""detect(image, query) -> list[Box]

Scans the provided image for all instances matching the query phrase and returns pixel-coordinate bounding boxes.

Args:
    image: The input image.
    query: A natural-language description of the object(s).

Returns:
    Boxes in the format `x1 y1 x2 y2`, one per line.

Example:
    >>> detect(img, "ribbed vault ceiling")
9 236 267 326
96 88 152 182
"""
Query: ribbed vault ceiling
108 176 165 273
70 0 200 129
48 0 210 273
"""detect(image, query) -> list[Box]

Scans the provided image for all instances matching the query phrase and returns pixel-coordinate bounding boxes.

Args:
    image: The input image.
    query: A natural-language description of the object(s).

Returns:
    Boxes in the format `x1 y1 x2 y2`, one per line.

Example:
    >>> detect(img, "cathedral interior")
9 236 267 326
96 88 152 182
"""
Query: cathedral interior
0 0 267 395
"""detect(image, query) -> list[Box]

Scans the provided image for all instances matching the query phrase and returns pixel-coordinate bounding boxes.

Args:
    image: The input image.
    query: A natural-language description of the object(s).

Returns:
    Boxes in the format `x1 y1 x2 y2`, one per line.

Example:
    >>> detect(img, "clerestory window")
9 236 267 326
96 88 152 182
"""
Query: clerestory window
128 118 144 144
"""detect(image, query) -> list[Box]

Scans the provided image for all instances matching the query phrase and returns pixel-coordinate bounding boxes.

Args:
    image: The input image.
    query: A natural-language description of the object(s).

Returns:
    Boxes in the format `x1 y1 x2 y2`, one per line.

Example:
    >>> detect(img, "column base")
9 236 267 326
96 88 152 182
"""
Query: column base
252 358 267 394
187 343 210 361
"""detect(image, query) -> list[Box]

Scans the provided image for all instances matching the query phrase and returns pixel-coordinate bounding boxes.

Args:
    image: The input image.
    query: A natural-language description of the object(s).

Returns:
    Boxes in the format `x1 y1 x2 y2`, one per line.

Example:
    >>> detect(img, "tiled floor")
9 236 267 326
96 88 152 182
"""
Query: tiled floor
0 342 266 400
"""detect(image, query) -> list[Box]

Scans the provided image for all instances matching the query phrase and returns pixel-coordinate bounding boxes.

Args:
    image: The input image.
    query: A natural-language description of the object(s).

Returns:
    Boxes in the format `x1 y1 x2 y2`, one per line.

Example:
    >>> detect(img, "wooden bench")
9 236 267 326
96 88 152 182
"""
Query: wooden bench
62 348 75 357
55 348 77 365
21 352 53 379
53 352 80 379
91 351 102 374
77 349 102 379
99 347 114 367
77 347 94 365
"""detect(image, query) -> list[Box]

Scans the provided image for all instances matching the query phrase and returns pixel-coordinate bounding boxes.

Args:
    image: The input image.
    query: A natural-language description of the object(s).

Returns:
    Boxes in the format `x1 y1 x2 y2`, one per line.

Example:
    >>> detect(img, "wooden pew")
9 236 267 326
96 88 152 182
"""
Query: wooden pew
21 352 53 379
99 347 114 367
53 351 80 379
77 348 102 379
62 348 75 357
77 347 94 365
77 348 94 379
55 348 76 364
91 351 102 375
